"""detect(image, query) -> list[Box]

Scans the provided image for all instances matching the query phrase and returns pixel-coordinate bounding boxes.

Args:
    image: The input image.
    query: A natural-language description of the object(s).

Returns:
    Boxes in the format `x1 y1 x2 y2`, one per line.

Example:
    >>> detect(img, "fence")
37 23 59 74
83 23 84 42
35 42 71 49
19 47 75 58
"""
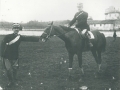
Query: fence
0 30 120 37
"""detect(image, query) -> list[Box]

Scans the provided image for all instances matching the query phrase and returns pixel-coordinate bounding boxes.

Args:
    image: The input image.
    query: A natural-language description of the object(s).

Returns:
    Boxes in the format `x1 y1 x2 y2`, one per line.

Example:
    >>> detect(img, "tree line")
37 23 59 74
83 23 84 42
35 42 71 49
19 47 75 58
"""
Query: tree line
0 20 70 30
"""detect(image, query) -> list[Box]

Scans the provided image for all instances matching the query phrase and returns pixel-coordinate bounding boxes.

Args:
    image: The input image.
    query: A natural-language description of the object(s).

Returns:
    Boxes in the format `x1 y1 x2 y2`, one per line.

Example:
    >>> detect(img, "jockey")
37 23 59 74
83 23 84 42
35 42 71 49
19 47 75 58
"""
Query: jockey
0 23 39 87
68 3 93 47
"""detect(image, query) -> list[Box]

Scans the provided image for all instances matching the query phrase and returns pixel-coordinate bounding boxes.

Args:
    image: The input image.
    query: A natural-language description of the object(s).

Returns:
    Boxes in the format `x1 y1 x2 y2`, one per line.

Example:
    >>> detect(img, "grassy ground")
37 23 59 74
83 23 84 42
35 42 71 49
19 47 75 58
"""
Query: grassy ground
0 35 120 90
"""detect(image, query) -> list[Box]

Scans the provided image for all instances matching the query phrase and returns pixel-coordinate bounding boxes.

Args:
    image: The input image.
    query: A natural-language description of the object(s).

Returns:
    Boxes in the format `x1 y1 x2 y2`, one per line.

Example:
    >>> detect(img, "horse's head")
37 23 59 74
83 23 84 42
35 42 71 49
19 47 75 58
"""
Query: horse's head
40 22 74 42
40 22 56 42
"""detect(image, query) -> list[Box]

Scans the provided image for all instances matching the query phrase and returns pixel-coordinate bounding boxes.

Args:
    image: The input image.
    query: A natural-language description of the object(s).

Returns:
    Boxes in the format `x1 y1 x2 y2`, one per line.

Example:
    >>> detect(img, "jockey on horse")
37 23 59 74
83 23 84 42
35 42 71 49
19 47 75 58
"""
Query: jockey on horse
68 3 93 47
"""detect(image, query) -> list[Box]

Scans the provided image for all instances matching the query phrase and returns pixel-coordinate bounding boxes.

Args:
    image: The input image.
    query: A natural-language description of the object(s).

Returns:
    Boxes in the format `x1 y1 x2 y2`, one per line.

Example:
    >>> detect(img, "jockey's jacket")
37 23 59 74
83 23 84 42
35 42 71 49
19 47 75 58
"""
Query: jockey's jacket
0 33 39 60
69 10 90 31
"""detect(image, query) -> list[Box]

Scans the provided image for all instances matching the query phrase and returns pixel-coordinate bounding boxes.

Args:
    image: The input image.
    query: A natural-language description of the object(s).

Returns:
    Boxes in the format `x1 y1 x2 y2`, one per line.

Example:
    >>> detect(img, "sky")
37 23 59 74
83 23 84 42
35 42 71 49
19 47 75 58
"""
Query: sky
0 0 120 23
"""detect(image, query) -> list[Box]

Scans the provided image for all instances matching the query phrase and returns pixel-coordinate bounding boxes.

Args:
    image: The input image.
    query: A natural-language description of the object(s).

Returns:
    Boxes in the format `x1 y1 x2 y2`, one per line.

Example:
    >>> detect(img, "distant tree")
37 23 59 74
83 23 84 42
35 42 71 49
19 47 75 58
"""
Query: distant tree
0 21 13 30
0 20 71 30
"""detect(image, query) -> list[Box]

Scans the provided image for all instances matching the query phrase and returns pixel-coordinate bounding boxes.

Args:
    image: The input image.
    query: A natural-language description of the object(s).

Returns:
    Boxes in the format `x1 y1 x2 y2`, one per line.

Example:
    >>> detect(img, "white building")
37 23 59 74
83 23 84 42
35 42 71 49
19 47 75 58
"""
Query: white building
105 6 120 20
88 6 120 31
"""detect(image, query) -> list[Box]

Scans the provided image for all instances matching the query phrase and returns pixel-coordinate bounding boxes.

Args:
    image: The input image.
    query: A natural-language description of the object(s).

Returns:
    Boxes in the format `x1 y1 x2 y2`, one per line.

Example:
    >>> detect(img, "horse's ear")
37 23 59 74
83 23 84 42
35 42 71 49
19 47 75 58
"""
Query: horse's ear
51 21 53 25
48 21 53 26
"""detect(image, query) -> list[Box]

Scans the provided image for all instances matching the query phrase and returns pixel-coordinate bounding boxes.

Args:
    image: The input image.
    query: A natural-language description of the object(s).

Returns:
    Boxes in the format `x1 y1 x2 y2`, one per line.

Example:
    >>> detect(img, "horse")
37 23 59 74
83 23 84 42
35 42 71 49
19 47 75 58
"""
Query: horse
40 22 106 77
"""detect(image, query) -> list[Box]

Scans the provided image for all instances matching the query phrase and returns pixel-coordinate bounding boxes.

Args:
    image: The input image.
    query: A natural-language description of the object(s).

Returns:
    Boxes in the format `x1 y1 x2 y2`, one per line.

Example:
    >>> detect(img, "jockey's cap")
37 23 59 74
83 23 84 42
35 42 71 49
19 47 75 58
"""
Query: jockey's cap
12 23 22 30
77 3 83 8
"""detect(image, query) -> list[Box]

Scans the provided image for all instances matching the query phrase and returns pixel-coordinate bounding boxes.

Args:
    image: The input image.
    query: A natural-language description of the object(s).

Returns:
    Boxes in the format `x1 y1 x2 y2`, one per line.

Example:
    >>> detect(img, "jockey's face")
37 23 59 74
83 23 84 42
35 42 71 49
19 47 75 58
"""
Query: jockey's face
13 28 19 35
77 5 83 12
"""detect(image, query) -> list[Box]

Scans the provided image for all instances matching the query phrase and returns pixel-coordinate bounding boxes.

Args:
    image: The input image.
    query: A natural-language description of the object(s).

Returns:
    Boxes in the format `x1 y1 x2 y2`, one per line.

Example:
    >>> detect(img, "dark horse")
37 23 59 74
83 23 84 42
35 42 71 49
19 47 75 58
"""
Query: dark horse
40 22 106 76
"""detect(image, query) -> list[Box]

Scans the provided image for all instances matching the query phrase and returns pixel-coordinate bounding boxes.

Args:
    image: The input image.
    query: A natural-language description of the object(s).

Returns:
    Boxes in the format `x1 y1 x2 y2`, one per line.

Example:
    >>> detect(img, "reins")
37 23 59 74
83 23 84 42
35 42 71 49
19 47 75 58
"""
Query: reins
45 25 74 38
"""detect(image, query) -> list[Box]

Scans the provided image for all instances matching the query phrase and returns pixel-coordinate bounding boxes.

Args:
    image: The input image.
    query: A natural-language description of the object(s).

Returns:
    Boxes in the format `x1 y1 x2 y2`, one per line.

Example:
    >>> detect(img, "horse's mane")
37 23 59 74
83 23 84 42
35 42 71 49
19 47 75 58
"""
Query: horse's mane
59 25 75 32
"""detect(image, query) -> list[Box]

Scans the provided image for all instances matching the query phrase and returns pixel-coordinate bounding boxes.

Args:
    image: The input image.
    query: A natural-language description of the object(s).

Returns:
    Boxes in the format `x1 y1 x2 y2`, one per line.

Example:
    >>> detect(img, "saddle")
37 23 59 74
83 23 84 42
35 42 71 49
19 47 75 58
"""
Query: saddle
73 28 95 39
73 28 94 49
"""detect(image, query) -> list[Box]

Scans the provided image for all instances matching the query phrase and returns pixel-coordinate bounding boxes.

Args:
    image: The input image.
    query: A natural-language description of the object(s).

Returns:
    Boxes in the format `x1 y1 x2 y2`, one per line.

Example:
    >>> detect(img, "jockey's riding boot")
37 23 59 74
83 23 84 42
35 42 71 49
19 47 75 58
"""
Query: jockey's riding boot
86 34 93 47
88 39 93 47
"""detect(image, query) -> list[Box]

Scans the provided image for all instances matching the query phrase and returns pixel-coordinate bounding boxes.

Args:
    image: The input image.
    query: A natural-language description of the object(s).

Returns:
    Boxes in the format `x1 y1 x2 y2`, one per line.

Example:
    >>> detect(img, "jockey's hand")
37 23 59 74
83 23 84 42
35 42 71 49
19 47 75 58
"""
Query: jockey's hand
64 24 70 28
6 43 9 45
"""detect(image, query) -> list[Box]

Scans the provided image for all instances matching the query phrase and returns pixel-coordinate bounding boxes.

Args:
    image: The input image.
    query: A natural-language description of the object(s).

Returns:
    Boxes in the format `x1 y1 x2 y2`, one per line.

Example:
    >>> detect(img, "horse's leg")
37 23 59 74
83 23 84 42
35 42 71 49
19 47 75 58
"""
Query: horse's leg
97 49 102 72
91 49 103 79
91 50 102 78
68 52 74 76
77 52 84 75
91 50 100 72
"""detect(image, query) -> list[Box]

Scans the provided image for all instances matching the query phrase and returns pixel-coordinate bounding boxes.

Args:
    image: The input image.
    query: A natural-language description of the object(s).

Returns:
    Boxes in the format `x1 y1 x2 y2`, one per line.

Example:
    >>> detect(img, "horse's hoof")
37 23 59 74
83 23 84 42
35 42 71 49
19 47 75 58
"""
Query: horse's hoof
94 71 103 79
98 70 103 74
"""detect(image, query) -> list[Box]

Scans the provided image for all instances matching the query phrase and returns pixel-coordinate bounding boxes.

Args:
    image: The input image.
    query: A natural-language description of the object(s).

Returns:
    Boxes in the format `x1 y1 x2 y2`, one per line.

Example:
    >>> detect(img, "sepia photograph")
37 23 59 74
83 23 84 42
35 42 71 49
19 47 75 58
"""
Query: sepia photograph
0 0 120 90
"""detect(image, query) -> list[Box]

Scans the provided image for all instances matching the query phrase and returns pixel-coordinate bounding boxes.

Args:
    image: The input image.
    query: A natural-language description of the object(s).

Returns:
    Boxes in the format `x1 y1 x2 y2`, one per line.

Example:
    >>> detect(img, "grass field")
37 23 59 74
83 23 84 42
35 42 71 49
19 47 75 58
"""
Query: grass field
0 35 120 90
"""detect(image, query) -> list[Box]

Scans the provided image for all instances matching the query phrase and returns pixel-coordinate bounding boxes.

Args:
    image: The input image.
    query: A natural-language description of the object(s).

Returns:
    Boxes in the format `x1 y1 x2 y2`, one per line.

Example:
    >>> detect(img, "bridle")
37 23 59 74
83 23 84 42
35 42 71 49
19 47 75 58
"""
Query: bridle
43 25 54 39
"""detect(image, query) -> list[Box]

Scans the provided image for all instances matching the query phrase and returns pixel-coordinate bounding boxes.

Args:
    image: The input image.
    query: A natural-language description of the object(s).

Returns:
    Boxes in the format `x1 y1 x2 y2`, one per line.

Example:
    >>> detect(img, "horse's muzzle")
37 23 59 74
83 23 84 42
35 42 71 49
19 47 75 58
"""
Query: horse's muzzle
42 38 46 42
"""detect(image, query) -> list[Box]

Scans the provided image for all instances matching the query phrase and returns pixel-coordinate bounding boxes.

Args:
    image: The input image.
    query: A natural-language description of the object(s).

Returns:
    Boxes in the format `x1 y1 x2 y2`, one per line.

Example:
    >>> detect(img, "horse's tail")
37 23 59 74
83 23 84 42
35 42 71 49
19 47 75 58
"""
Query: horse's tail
101 33 106 52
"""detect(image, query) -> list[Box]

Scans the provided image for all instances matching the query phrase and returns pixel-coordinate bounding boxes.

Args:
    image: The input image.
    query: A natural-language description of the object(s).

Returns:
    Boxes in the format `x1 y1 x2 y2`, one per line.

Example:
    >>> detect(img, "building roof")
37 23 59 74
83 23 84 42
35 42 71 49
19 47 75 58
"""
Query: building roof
87 20 116 24
105 11 120 15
